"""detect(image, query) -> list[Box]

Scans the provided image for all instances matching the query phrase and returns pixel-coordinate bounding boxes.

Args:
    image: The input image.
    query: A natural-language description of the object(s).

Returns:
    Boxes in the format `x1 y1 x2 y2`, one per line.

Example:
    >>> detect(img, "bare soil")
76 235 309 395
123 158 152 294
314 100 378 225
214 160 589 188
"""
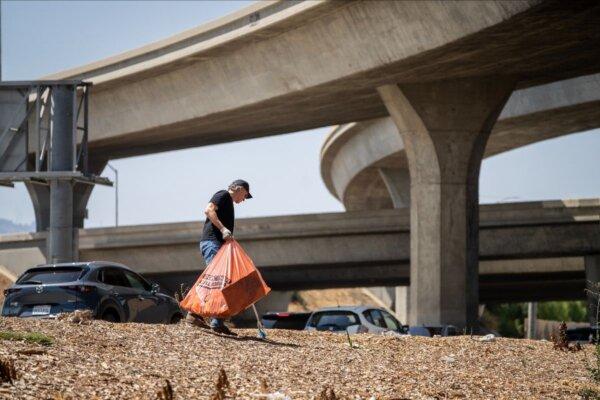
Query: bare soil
0 317 596 399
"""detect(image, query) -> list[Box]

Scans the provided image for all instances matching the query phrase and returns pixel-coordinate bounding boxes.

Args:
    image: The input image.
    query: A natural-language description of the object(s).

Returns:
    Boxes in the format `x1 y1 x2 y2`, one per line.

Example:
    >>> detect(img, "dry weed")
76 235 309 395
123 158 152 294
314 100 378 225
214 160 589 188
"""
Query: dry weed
157 379 174 400
174 284 189 302
317 387 338 400
551 321 582 352
259 377 269 394
56 309 93 325
211 368 229 400
0 357 17 384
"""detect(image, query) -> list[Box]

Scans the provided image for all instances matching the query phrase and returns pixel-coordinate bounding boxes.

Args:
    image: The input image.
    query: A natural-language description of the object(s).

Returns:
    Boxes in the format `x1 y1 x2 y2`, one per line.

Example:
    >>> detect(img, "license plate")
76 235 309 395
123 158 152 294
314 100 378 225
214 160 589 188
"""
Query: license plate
31 305 51 315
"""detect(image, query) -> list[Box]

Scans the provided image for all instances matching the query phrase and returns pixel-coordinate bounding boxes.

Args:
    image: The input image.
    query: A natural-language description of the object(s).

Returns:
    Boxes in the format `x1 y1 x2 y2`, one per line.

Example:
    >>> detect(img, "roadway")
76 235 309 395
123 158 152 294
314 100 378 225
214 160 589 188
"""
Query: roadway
1 199 597 302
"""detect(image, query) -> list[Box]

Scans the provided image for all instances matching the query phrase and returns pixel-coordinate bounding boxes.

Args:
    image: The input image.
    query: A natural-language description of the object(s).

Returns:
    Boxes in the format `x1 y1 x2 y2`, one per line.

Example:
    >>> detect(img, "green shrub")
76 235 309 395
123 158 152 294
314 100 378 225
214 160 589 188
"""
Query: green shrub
0 330 53 346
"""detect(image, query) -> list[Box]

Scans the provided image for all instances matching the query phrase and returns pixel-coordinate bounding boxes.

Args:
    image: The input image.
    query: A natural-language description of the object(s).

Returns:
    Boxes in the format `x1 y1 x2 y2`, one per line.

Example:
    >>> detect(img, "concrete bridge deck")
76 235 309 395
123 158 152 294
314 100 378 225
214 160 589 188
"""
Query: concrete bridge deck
36 0 600 160
1 199 598 302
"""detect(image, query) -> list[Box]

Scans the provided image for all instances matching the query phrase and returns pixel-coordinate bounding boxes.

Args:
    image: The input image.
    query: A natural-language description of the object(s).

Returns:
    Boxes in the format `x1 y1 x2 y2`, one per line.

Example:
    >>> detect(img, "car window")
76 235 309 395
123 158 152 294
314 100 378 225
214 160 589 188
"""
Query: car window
369 309 386 328
124 271 151 291
17 267 86 284
100 268 131 288
382 311 400 331
363 311 374 324
309 311 360 331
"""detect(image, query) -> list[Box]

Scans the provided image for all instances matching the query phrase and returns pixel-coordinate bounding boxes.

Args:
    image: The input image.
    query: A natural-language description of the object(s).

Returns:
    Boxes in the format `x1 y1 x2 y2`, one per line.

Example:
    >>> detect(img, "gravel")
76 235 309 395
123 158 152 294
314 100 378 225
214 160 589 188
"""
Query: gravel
0 317 596 399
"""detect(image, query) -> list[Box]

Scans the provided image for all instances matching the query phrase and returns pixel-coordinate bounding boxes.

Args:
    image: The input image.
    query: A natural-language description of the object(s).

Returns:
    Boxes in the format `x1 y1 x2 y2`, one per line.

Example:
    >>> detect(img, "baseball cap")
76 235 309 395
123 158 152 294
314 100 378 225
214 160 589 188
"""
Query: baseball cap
231 179 253 199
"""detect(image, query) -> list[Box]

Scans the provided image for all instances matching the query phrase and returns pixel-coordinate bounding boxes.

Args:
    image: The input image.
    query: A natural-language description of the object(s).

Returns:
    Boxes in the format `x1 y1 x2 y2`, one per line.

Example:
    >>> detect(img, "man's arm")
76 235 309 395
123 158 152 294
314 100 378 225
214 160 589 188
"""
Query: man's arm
204 202 233 240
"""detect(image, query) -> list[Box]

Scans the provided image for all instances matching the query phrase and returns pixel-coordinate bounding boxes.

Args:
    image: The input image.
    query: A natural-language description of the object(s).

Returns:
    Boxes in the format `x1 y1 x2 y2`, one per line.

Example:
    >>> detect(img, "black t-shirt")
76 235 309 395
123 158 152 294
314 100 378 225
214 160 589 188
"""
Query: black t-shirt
201 190 234 243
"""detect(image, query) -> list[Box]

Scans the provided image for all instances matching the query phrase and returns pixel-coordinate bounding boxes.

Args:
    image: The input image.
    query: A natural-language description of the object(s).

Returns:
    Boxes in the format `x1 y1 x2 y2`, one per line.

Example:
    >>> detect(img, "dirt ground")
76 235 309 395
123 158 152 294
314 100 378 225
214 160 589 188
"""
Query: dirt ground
0 317 596 400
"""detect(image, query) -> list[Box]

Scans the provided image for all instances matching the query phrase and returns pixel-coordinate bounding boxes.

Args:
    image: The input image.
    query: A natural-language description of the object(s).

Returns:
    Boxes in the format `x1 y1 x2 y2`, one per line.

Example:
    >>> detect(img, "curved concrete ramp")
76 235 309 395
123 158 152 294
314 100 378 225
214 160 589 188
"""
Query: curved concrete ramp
321 73 600 210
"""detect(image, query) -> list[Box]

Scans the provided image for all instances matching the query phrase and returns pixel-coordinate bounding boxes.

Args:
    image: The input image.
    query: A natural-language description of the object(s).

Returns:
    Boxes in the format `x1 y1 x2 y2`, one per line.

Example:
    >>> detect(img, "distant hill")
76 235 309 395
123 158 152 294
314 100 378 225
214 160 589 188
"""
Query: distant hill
0 218 35 234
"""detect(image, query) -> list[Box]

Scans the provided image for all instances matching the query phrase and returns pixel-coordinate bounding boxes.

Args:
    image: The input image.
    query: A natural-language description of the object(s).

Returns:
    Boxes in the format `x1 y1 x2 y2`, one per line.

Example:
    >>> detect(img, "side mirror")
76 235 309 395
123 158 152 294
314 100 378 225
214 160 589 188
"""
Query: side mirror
151 283 160 294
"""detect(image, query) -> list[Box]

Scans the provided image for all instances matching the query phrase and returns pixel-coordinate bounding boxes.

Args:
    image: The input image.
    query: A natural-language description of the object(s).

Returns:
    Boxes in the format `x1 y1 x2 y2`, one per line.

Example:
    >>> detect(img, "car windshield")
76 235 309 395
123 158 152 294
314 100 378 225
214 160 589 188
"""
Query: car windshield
310 311 360 331
17 267 86 284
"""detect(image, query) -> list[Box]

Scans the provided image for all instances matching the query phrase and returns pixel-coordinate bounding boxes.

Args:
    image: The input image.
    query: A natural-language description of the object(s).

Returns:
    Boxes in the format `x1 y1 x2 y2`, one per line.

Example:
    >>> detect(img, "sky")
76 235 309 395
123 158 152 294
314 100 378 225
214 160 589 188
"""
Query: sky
0 0 598 228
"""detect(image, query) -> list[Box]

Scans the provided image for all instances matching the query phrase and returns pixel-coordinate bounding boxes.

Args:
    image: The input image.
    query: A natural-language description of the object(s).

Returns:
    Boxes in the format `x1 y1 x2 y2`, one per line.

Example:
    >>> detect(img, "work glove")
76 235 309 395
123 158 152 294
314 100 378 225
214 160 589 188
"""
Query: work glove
221 227 233 241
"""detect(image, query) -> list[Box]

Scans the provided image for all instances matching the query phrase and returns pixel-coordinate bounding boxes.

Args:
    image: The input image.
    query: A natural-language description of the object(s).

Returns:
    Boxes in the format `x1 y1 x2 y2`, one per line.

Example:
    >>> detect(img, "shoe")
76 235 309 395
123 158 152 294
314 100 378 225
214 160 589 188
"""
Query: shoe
185 313 210 329
211 324 238 336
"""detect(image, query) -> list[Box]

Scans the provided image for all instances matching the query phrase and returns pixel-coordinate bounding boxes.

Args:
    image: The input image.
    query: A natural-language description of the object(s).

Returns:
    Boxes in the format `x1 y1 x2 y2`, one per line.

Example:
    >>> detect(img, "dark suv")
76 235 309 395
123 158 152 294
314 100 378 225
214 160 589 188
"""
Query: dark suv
2 261 183 324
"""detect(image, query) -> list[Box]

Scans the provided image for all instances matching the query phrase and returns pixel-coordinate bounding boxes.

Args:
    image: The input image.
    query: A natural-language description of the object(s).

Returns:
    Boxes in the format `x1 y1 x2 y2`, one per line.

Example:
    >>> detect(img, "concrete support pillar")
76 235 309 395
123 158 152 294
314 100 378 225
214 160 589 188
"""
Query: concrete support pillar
378 168 411 322
395 286 410 325
585 255 600 327
72 157 108 229
378 168 410 208
49 180 74 263
527 302 537 339
377 77 515 329
48 86 75 263
25 183 50 232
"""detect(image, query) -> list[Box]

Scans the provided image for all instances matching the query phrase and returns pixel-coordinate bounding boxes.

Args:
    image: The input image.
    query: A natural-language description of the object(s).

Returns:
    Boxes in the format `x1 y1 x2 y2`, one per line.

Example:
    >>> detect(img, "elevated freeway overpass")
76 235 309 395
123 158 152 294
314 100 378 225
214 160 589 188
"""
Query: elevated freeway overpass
1 199 598 304
37 0 599 159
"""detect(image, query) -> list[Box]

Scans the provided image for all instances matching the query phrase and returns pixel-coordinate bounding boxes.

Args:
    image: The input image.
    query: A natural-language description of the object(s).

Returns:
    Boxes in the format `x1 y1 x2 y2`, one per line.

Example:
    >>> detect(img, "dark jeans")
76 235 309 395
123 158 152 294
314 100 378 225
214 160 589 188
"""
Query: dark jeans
199 240 224 328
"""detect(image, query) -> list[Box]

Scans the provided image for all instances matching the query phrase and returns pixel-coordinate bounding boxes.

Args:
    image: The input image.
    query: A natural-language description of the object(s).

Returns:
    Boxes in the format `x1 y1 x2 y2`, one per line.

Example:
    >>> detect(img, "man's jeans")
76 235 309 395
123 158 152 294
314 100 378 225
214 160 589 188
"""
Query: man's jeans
199 240 224 328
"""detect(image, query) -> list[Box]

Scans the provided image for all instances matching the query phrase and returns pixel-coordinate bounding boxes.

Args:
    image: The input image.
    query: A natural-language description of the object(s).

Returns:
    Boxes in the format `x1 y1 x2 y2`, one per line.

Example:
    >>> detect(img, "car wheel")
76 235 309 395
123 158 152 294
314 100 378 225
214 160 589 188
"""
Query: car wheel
101 309 120 323
170 313 183 324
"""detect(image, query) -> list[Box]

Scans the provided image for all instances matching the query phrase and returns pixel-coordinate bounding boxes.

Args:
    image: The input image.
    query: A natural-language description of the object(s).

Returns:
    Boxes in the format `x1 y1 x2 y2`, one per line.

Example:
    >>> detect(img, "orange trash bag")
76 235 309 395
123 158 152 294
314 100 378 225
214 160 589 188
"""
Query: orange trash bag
179 240 271 318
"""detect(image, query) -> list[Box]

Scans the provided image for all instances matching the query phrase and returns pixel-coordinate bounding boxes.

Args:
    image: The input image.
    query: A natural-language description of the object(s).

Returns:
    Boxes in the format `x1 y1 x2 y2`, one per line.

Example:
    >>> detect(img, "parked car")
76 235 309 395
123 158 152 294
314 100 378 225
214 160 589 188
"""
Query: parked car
408 325 459 337
261 311 312 330
304 306 408 334
2 261 183 324
566 326 599 344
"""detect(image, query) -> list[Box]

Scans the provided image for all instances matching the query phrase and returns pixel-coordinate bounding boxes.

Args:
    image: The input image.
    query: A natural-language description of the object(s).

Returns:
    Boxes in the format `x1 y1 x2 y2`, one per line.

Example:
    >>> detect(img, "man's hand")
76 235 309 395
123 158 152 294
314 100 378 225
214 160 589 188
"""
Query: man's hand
221 227 233 241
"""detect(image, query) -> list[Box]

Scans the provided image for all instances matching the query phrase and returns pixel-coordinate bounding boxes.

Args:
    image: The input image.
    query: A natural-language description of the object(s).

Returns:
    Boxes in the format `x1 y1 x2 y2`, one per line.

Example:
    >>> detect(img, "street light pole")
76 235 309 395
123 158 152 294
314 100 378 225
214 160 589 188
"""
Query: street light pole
106 163 118 227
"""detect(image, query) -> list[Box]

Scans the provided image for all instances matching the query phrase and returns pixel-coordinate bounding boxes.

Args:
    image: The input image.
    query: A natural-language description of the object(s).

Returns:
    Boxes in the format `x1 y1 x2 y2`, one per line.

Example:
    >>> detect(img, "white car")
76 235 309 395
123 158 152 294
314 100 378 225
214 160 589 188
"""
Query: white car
304 306 407 334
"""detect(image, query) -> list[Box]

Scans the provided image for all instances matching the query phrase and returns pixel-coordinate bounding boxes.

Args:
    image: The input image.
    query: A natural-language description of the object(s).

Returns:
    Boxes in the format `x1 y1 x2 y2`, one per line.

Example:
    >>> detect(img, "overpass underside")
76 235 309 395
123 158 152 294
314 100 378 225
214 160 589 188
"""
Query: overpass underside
41 1 600 159
142 261 587 304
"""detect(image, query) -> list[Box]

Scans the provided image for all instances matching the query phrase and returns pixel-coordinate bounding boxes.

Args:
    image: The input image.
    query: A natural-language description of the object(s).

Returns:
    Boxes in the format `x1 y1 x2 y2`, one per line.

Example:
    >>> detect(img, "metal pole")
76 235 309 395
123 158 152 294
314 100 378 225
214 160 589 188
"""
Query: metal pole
48 85 75 263
35 86 41 171
527 302 537 339
82 85 89 175
107 163 118 227
71 85 77 171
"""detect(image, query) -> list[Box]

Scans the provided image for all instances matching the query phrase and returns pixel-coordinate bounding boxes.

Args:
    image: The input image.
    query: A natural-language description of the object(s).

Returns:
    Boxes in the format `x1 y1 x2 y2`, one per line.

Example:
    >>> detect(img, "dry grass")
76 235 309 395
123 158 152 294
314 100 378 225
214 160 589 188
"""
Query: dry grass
0 316 597 399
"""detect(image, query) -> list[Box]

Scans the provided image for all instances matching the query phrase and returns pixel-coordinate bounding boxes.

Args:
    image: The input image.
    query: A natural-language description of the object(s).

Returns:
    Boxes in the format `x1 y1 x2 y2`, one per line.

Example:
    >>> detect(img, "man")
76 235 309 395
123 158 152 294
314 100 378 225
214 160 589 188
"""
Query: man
186 179 252 335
